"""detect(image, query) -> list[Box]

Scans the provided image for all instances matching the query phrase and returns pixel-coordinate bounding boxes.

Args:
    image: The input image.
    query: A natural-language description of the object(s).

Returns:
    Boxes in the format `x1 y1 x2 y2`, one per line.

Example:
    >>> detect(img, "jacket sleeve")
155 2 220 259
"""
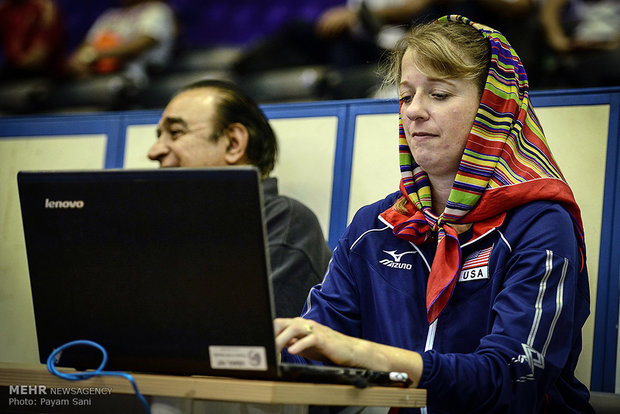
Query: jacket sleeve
280 227 361 366
300 232 364 338
419 202 592 413
296 196 401 336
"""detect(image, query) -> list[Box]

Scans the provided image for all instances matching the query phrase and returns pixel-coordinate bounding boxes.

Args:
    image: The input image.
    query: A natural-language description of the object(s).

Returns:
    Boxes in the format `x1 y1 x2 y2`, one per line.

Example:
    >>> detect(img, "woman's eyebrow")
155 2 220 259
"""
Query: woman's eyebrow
400 77 458 88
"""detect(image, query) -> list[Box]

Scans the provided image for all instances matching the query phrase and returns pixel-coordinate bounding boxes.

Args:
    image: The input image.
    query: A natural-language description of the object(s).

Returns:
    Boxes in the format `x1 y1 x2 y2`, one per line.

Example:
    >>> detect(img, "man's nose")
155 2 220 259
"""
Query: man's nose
147 137 169 162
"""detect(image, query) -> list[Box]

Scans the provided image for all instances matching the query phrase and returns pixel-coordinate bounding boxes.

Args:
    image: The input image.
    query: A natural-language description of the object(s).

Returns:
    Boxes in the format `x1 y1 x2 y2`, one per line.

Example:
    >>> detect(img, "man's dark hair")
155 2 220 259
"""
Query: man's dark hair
177 79 278 177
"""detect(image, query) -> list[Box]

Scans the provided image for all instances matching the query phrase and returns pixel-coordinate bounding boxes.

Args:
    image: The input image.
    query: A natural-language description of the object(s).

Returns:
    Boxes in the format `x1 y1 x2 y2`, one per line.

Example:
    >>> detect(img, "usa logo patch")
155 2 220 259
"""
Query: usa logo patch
459 246 493 282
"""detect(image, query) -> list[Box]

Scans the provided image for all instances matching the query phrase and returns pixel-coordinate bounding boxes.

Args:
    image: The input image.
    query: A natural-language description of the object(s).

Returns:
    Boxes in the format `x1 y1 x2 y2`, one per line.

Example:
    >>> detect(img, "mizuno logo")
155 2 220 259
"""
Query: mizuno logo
383 250 415 262
44 198 84 209
379 250 415 270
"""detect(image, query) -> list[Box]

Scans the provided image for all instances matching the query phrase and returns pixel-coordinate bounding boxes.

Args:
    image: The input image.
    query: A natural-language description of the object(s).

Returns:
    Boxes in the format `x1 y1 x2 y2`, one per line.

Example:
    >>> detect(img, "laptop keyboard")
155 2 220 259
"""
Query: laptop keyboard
279 362 412 388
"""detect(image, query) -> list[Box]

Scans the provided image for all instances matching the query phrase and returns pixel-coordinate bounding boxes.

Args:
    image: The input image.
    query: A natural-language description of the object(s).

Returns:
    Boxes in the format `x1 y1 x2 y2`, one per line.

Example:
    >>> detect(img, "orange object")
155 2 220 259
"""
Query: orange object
92 31 122 73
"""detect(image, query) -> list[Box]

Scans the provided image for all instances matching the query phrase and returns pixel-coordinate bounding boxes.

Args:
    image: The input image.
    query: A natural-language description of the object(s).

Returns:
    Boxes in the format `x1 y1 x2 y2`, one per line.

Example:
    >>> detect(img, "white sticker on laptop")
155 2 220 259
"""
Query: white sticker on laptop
209 346 268 371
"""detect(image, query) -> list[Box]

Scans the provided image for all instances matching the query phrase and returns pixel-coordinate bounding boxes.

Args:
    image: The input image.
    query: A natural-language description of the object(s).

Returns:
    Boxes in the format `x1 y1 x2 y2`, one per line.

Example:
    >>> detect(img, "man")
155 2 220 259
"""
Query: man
148 79 332 318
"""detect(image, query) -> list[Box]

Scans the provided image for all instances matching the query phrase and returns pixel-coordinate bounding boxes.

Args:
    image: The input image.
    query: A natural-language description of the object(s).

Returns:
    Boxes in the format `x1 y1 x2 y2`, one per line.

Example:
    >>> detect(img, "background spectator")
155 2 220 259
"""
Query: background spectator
232 0 541 98
540 0 620 88
65 0 176 87
0 0 65 78
232 0 423 76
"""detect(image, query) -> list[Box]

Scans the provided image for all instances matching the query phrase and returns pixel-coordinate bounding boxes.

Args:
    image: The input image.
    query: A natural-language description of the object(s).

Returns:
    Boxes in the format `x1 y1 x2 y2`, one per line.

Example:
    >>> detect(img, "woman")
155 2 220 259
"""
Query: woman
275 15 593 413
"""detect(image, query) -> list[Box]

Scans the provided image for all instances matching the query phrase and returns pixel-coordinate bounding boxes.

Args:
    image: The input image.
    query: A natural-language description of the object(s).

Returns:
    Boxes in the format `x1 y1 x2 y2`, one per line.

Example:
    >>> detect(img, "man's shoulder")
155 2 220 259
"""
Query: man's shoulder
262 177 320 220
264 193 322 231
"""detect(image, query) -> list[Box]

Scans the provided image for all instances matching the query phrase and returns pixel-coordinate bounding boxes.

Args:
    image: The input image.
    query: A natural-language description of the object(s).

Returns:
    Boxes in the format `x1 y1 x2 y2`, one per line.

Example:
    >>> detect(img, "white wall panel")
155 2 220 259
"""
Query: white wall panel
270 117 337 240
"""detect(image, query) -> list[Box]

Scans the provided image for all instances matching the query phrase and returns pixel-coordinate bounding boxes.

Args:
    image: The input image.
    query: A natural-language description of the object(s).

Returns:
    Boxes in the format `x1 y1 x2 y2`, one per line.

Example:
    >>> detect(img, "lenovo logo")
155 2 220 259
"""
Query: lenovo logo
44 198 84 209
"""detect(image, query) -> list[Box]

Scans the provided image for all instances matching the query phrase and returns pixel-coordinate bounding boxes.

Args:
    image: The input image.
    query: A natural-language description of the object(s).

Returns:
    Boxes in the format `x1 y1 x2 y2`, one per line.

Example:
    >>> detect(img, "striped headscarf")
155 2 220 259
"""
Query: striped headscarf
380 15 585 324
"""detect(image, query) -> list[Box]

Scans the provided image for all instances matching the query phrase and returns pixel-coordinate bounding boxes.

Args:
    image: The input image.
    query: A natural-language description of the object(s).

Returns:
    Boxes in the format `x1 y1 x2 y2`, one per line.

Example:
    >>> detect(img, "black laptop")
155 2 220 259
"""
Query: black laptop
17 167 410 388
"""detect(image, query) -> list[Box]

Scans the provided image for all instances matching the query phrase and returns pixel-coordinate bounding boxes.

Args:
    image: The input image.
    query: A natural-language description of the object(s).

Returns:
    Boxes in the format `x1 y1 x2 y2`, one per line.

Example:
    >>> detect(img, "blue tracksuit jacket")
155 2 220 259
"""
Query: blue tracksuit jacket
284 191 593 413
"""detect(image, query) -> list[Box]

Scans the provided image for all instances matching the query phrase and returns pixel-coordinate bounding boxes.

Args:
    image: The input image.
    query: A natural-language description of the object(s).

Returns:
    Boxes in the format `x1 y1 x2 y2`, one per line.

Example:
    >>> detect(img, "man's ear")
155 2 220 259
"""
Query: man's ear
223 123 249 165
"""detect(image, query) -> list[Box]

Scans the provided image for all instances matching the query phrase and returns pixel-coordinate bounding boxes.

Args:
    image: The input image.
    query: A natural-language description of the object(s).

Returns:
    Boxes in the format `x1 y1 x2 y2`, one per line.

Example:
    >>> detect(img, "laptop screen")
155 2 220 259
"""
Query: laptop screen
17 167 280 379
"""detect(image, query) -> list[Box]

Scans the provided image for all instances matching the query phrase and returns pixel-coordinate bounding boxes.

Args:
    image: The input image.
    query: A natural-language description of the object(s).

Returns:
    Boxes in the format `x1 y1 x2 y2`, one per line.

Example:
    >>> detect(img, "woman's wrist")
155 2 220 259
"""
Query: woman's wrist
356 340 423 387
350 337 391 371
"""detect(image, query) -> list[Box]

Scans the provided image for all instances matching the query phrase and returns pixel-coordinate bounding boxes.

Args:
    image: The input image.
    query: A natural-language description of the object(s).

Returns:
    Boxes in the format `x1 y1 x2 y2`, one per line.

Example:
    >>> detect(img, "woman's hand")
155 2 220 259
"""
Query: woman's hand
274 317 360 366
274 317 424 387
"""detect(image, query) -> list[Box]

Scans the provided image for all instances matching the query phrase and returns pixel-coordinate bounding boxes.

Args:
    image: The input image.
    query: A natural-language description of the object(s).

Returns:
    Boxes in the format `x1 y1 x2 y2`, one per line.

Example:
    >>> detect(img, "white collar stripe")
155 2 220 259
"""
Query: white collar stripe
410 242 431 272
350 225 390 250
425 320 437 352
498 230 512 252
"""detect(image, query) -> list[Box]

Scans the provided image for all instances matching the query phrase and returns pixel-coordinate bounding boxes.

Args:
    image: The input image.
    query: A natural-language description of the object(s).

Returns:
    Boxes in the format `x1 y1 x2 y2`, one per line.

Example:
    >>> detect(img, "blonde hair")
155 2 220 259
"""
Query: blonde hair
384 20 490 95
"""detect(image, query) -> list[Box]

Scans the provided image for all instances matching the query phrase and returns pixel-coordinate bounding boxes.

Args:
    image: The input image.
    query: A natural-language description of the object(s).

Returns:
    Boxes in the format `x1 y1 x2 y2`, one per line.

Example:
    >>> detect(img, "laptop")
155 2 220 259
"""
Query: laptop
17 167 411 388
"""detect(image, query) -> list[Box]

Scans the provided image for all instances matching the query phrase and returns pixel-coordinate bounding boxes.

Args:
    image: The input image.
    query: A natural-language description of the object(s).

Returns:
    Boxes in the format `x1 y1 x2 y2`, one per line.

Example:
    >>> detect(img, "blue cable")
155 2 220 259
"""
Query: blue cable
46 339 151 414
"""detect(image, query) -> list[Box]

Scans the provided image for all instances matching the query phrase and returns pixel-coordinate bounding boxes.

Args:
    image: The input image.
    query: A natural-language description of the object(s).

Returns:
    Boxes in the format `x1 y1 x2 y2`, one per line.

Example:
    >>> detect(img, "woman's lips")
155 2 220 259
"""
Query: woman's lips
411 131 437 140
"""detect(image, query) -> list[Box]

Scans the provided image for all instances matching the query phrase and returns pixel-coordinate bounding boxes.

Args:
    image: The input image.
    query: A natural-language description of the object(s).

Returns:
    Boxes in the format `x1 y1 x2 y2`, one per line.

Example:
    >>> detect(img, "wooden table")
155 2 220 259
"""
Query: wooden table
0 363 426 409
